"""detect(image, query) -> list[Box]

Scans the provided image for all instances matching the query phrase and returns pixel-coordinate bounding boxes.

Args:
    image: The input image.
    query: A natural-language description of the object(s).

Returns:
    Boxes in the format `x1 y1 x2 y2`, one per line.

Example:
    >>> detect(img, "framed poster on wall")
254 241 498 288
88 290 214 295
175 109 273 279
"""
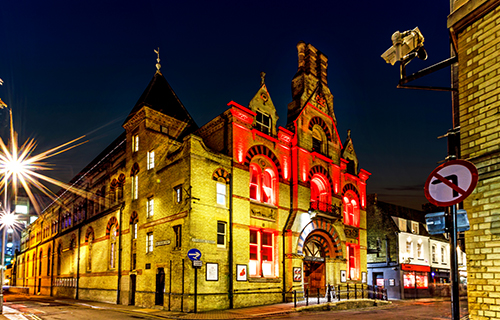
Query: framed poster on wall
362 272 367 283
236 264 247 281
206 263 218 281
341 270 347 283
293 267 302 282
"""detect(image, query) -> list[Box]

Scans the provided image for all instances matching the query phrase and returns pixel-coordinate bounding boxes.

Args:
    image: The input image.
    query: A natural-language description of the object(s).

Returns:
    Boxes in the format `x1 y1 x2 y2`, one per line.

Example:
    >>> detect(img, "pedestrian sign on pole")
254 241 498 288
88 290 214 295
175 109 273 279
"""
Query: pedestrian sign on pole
424 159 478 207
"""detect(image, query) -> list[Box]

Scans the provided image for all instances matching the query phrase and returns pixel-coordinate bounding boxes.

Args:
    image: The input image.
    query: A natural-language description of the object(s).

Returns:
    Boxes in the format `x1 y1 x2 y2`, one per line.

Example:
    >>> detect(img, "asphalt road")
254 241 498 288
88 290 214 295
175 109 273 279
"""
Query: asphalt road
2 295 468 320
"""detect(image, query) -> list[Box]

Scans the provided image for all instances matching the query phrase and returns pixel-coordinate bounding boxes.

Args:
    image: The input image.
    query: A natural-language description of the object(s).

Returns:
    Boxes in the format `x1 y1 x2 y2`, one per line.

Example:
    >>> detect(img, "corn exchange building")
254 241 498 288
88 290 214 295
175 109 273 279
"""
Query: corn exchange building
16 42 370 312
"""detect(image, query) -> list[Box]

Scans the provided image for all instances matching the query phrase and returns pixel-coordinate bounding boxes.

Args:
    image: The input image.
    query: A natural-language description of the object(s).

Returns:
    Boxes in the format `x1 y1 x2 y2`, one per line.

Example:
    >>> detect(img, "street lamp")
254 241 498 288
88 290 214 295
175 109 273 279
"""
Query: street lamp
0 211 16 313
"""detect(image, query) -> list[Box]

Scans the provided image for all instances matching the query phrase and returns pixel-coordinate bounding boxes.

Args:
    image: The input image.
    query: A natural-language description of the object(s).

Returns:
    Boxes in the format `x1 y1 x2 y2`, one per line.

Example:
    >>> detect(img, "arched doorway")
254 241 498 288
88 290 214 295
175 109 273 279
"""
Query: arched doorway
303 236 326 296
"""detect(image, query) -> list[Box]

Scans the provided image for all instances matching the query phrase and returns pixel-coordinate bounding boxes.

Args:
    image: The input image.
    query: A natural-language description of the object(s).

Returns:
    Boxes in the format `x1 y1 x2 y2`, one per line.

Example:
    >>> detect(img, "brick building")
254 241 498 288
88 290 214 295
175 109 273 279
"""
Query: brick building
448 0 500 318
16 42 369 312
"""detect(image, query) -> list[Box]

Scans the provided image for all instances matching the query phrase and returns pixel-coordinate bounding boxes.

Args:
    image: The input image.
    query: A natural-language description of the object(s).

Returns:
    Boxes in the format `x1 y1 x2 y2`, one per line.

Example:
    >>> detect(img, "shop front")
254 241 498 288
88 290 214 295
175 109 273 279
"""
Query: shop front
402 264 431 299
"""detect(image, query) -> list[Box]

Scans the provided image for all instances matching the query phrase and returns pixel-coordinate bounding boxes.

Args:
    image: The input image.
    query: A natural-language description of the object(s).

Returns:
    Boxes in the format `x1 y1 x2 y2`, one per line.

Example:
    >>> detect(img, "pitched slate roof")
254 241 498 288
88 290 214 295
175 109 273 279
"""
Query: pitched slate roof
124 71 198 137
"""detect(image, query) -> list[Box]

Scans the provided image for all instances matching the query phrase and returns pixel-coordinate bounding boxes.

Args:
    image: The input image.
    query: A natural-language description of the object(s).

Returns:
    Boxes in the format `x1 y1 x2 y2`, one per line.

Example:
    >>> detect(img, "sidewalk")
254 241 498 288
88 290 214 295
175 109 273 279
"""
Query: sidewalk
0 293 394 320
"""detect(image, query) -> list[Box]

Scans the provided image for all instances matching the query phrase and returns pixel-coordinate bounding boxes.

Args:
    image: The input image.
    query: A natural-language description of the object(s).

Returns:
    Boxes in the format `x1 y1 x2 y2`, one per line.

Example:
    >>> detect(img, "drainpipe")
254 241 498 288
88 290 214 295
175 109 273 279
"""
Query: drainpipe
282 143 295 302
228 162 234 309
385 235 390 266
50 238 54 296
116 203 124 304
75 225 81 299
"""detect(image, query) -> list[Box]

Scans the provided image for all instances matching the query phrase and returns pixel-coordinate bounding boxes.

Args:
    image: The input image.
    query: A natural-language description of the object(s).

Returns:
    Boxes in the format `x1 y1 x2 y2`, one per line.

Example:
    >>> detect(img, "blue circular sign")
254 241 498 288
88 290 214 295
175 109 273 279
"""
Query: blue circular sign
187 248 201 261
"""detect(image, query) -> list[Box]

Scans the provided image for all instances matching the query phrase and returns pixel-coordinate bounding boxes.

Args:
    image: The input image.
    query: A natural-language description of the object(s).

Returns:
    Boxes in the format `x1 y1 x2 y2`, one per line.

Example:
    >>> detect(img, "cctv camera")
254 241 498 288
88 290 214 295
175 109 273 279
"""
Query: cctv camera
381 27 427 65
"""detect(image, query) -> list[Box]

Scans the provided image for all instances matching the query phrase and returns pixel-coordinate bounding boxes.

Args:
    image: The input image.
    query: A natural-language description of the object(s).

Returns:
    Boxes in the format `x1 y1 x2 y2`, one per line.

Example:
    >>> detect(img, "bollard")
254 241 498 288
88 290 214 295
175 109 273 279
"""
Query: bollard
347 283 350 300
294 290 297 308
306 288 309 306
338 284 341 301
355 284 357 299
327 284 331 302
317 288 320 304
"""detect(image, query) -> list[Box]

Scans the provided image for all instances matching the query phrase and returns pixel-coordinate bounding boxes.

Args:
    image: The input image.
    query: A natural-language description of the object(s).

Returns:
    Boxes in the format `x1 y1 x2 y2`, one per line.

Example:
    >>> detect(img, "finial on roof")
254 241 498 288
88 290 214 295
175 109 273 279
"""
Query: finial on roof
154 47 161 72
260 71 266 86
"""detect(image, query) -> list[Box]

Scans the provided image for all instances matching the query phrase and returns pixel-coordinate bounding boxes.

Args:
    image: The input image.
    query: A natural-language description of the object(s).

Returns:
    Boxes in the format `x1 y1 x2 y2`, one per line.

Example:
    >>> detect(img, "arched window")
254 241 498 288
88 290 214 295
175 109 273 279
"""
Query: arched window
32 253 36 277
57 244 62 275
343 191 360 227
109 225 117 269
249 161 277 205
310 174 331 212
47 247 51 276
87 230 94 272
70 237 75 273
39 250 43 276
346 243 360 280
312 125 326 154
130 214 138 271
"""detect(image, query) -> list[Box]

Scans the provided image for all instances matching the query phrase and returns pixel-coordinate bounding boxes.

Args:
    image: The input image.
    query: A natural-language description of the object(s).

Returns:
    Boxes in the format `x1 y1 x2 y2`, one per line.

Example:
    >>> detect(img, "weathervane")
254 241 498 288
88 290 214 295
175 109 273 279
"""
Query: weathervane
260 71 266 86
154 47 161 72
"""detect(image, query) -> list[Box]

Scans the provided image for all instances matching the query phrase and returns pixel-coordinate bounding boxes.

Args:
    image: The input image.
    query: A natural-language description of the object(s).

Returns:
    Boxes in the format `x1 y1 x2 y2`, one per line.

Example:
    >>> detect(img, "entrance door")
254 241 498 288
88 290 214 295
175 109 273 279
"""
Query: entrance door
130 274 136 305
304 261 325 295
155 268 165 305
303 238 326 296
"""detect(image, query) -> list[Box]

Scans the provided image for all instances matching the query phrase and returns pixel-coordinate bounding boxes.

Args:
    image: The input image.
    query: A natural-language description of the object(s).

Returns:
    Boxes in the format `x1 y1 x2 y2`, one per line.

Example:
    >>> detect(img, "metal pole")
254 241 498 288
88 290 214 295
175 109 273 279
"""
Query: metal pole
0 226 5 313
449 205 460 320
194 267 197 313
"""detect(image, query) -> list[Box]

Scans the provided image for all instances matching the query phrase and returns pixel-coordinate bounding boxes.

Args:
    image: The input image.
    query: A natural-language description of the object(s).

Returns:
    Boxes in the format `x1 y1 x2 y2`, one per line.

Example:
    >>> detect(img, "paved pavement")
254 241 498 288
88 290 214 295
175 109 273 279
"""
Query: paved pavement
0 294 468 320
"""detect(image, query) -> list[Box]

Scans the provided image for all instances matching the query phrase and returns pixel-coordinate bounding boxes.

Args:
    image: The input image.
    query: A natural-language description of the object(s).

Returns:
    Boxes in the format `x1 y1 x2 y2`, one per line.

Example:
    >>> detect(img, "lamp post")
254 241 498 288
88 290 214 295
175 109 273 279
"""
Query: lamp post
0 212 16 313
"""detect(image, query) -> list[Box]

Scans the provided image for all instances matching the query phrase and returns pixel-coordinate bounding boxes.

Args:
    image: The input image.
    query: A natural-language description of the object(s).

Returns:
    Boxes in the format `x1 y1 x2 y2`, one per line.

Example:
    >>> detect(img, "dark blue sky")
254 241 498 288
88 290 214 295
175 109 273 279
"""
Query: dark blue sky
0 1 452 210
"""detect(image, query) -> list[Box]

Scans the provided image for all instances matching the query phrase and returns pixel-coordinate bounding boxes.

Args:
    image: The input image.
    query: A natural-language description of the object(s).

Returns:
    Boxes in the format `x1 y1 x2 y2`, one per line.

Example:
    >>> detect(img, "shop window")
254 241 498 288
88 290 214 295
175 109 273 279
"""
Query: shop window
147 150 155 170
216 182 226 206
346 243 360 280
255 110 271 135
217 221 226 248
404 271 428 289
343 191 360 227
249 163 276 205
249 229 276 277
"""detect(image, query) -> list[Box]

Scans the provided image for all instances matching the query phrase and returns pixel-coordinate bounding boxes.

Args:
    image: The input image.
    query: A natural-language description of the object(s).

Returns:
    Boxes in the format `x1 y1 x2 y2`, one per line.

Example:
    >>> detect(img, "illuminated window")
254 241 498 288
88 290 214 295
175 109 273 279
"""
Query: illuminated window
432 245 437 263
343 191 360 227
441 247 446 264
404 271 428 289
249 163 276 205
411 221 419 234
217 221 226 248
311 126 326 154
147 150 155 170
174 185 182 203
255 111 271 135
216 182 226 205
174 225 182 249
249 229 276 277
131 174 138 200
132 134 139 152
417 240 424 259
146 232 154 253
406 237 413 257
15 205 28 214
346 243 360 280
109 225 117 269
147 197 154 218
131 218 138 270
310 174 331 212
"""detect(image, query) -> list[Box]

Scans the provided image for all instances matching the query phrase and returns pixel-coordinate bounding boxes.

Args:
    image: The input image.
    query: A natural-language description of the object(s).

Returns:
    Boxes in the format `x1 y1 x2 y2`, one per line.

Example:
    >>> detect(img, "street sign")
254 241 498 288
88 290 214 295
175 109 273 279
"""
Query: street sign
424 159 478 207
187 248 202 261
192 260 202 268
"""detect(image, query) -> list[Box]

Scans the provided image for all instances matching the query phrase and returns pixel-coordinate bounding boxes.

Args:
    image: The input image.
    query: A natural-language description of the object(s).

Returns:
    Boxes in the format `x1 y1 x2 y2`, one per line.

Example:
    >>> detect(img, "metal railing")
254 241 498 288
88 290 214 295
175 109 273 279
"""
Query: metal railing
293 284 387 308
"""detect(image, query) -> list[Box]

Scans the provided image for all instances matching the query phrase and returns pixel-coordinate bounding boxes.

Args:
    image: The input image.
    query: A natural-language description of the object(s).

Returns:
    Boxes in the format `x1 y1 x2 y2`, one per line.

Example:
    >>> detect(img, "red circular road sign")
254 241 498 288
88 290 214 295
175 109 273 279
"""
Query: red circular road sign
424 159 478 207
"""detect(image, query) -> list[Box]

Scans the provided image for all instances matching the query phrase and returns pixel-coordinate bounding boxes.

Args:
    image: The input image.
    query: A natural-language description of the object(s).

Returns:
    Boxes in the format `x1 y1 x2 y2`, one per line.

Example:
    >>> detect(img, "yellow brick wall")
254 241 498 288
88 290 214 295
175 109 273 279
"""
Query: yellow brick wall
456 4 500 319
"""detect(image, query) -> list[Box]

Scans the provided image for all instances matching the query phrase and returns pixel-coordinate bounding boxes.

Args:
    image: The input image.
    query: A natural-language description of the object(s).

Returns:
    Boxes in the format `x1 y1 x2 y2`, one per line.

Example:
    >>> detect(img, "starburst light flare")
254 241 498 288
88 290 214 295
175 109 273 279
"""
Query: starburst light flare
0 109 88 214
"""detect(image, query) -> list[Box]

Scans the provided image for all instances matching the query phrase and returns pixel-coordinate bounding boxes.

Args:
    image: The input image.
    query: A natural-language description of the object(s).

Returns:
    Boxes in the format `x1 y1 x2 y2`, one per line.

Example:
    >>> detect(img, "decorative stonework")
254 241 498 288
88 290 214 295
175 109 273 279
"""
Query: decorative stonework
344 226 359 239
250 202 276 220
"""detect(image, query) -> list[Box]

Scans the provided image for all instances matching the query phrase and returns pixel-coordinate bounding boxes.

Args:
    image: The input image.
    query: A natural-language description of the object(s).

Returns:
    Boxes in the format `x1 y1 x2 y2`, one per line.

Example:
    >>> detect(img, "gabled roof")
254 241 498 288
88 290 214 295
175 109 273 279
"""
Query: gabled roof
124 71 198 135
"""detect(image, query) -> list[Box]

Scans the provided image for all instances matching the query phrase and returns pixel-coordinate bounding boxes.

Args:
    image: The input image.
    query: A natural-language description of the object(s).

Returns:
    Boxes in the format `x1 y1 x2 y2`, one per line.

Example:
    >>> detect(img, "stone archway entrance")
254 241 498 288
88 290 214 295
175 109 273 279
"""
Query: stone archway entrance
303 237 326 296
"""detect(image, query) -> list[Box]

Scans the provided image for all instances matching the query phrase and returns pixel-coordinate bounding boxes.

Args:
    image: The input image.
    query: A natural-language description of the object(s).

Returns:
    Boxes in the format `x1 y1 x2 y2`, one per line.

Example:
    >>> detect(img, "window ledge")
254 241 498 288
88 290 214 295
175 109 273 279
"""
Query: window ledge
248 277 281 283
250 200 277 209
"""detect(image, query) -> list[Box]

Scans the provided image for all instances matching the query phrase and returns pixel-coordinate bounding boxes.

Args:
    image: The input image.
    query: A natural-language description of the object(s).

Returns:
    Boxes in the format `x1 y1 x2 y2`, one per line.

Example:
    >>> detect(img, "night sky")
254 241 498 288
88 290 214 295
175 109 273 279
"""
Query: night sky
0 1 453 210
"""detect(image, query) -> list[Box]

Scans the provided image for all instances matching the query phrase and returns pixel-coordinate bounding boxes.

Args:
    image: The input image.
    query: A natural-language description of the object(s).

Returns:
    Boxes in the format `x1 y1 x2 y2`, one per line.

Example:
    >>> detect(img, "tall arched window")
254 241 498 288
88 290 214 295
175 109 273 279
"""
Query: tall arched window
310 174 331 212
249 160 277 205
312 125 327 154
57 244 62 275
109 225 117 269
47 247 51 276
39 250 43 276
32 253 36 277
70 237 75 274
87 231 94 272
343 191 360 227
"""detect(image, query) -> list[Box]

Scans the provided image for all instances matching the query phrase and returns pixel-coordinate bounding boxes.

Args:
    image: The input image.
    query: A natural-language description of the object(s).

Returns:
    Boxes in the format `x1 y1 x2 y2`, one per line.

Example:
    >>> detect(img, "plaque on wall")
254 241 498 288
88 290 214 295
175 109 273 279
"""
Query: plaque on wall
293 267 302 282
341 270 347 283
